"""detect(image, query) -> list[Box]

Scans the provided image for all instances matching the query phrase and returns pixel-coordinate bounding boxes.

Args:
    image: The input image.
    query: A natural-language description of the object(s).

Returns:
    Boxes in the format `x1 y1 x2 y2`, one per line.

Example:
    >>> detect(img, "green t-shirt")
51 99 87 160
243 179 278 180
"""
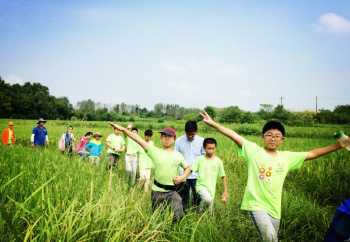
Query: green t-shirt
126 137 142 155
192 155 226 198
139 140 154 170
106 134 125 154
146 146 188 192
239 139 308 219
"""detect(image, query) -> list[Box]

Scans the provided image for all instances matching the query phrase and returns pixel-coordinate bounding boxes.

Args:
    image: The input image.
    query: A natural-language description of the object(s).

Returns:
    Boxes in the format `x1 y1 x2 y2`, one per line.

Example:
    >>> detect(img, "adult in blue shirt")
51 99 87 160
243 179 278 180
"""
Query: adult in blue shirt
175 120 205 210
324 198 350 242
31 118 49 147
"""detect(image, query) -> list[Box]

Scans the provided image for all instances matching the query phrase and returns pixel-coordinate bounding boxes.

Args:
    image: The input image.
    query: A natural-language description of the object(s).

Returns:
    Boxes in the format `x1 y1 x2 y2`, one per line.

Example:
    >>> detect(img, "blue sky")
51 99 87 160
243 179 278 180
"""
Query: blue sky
1 0 349 111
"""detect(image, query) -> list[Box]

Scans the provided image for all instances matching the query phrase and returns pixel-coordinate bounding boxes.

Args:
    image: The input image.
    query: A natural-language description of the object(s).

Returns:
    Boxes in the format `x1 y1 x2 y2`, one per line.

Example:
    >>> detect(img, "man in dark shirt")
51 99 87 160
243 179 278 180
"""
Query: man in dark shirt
31 118 49 147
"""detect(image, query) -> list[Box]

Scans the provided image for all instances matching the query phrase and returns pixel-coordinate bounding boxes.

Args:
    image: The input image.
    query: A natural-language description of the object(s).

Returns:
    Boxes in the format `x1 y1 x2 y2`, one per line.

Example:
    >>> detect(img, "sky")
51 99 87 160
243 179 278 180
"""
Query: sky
1 0 349 111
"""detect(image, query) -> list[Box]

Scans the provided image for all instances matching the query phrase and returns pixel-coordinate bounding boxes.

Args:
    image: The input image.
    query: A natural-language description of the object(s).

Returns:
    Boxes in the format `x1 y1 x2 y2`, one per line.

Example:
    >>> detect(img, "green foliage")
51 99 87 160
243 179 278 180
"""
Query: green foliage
1 77 349 125
204 106 216 118
0 78 73 119
219 106 242 123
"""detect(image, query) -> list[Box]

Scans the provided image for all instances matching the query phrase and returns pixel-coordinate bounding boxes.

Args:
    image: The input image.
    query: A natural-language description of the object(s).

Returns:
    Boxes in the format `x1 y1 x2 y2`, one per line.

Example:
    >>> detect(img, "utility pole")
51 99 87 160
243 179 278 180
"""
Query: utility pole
315 96 318 113
280 96 284 106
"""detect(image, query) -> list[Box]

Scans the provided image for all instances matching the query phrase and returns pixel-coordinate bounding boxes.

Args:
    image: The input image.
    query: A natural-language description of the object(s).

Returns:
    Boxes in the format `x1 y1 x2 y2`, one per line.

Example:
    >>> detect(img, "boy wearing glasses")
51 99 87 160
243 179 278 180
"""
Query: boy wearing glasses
200 112 344 242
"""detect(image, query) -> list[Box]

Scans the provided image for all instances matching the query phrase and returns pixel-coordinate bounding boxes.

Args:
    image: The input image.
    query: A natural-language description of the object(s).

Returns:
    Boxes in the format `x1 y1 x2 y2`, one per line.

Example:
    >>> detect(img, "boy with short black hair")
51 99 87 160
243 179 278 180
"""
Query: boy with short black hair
138 129 154 192
200 112 344 242
192 137 228 212
110 122 190 221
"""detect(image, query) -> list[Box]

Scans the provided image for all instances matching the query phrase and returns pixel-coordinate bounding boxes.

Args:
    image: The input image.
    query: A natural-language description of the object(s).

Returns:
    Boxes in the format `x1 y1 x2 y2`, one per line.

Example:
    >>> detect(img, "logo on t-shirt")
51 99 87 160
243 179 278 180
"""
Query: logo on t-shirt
258 166 272 181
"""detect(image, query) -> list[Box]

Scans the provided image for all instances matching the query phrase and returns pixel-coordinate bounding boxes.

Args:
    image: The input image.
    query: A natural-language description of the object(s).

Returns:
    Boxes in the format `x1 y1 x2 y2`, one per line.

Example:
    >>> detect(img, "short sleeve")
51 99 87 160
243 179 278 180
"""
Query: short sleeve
285 152 308 171
146 145 161 161
32 128 36 134
45 129 48 135
218 160 226 177
238 138 261 161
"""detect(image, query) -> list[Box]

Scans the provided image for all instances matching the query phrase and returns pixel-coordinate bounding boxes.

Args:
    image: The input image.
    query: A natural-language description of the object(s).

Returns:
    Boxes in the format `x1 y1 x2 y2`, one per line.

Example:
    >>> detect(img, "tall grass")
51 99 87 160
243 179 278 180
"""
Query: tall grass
0 119 350 241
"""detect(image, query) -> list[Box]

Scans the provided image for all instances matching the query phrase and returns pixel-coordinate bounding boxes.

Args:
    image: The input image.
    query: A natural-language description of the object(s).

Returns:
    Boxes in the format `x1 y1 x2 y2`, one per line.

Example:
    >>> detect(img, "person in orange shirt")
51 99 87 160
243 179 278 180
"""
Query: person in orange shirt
2 121 16 145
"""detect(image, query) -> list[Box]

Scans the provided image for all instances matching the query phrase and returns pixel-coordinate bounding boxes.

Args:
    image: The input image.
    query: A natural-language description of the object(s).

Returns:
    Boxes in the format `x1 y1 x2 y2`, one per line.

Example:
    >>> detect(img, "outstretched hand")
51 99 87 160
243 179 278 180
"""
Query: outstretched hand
199 111 215 126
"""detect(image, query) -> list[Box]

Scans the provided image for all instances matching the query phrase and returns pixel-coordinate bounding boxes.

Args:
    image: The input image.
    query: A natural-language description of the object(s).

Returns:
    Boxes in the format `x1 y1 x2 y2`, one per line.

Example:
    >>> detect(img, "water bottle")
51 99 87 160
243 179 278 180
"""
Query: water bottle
334 131 350 151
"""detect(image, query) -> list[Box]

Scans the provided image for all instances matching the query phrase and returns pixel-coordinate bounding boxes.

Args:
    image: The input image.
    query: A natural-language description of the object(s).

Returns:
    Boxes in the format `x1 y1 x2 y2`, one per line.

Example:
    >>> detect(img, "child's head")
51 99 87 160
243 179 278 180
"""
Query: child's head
203 138 217 157
262 120 285 151
84 131 93 138
131 127 138 134
67 125 73 133
93 132 103 140
185 120 198 141
159 127 176 148
113 127 122 135
144 129 153 142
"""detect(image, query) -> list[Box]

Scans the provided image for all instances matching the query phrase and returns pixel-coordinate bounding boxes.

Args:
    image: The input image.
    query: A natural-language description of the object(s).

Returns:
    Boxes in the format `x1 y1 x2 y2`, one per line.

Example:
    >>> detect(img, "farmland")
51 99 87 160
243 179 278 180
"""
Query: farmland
1 119 350 241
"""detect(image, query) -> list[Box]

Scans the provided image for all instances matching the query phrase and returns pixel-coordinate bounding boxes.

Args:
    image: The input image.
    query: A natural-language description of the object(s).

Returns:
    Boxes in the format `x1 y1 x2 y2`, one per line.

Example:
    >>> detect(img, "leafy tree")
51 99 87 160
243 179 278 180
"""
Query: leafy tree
204 106 216 118
220 106 242 123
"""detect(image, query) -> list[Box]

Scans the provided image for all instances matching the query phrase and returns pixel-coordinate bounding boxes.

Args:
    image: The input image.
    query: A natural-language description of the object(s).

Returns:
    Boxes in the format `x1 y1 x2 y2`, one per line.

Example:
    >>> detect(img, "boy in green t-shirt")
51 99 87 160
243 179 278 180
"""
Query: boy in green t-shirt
192 137 228 213
106 127 126 170
200 111 344 242
125 125 143 187
110 122 191 221
138 129 154 192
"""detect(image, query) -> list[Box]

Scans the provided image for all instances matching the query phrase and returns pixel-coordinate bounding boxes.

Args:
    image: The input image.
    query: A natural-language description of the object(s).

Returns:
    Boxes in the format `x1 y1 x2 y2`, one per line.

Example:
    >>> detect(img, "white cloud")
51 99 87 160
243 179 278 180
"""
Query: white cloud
318 12 350 34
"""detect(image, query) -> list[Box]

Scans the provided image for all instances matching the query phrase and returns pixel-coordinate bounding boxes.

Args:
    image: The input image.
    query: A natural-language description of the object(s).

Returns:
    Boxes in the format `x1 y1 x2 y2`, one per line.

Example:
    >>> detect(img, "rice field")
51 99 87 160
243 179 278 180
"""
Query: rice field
1 119 350 241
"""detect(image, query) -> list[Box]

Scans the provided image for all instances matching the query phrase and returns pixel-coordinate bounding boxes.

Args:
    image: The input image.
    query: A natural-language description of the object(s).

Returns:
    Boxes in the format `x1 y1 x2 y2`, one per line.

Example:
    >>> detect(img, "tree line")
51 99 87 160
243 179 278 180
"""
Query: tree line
1 77 349 125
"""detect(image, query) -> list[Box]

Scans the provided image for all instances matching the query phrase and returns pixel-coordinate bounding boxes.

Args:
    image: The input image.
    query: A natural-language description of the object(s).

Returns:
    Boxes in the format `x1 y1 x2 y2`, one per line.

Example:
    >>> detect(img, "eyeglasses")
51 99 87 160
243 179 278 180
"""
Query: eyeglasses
264 133 283 140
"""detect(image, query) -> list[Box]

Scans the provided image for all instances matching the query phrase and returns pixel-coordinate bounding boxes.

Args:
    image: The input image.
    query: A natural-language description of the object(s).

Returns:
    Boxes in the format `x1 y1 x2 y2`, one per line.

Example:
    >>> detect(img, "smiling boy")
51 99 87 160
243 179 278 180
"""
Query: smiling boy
200 111 343 242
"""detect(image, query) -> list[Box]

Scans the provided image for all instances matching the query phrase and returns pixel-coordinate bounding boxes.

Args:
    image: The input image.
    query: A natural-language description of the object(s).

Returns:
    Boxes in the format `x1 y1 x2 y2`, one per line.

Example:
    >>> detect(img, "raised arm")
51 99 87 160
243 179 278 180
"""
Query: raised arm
109 122 150 150
305 142 342 161
200 111 244 147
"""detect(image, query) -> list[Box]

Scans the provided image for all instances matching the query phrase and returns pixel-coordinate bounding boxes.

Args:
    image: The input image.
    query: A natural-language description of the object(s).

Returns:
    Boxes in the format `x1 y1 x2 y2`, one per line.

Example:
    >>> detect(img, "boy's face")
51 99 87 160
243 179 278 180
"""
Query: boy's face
186 131 196 141
132 130 138 134
145 135 152 142
67 127 73 133
114 128 121 135
204 143 216 157
263 129 284 151
95 136 101 140
160 134 175 148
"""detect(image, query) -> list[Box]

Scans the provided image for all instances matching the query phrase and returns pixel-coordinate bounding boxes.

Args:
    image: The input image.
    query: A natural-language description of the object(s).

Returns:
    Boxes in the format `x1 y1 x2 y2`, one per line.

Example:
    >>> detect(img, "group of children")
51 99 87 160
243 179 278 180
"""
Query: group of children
56 123 156 192
109 112 349 242
2 115 349 242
